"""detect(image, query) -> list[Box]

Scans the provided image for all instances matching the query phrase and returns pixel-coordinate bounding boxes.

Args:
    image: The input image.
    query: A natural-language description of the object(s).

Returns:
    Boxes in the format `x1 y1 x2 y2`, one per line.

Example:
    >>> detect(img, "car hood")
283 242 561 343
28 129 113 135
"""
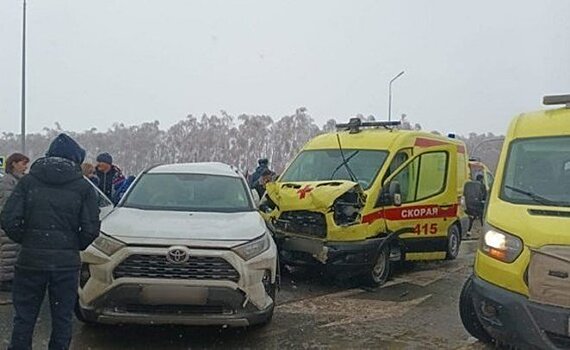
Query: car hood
265 180 366 212
101 208 266 247
487 200 570 248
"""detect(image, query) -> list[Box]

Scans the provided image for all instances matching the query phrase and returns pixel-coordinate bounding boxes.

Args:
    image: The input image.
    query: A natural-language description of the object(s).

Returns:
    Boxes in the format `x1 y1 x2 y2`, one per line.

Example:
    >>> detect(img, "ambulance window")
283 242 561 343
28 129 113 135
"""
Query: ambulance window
416 152 448 200
390 157 419 203
383 151 410 182
388 151 448 204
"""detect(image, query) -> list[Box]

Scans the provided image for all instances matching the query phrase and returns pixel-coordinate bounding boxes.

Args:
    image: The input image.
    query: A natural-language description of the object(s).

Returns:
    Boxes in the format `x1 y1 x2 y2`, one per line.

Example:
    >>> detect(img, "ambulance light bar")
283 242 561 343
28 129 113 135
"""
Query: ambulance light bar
543 94 570 106
336 118 401 133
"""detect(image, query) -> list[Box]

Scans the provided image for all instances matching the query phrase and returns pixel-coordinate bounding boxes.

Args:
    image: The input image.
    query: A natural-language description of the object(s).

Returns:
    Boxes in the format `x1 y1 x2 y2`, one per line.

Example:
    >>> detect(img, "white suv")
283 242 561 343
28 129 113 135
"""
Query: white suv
76 162 277 327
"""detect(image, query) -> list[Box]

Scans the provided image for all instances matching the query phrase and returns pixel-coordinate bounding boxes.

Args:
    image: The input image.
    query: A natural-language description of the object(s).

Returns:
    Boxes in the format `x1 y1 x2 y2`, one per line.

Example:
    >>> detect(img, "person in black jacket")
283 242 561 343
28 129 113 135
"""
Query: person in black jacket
0 134 100 350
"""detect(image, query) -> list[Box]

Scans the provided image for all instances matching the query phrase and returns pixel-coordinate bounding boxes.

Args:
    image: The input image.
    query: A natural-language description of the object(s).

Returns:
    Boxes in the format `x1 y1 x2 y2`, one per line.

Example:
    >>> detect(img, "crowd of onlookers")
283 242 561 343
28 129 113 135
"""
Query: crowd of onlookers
0 141 131 298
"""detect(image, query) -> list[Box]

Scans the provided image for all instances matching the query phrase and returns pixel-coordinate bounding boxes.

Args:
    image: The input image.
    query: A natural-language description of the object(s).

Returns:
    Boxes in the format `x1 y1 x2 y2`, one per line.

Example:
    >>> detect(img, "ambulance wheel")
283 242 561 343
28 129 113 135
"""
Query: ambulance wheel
459 276 493 344
362 245 391 287
446 224 461 260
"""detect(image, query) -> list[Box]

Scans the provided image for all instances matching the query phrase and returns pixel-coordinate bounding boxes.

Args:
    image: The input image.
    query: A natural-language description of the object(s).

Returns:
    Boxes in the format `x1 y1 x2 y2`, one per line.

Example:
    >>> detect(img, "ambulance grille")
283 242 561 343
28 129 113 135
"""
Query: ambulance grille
275 211 327 238
528 245 570 308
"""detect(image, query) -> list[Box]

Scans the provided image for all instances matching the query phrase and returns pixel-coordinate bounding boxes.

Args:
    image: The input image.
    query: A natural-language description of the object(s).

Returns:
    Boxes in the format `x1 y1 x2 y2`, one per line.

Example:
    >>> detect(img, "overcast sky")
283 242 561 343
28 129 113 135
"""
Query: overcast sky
1 0 569 135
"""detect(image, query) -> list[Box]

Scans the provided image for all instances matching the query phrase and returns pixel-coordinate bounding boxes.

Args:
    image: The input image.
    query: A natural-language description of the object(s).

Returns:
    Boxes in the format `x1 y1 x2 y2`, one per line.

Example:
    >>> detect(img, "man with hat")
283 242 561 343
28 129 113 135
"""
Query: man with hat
1 133 100 349
95 152 125 200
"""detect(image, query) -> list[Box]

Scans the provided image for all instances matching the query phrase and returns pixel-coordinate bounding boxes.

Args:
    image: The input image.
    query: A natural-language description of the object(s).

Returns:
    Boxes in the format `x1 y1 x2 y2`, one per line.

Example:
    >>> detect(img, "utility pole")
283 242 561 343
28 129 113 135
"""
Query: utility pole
388 70 405 122
21 0 27 154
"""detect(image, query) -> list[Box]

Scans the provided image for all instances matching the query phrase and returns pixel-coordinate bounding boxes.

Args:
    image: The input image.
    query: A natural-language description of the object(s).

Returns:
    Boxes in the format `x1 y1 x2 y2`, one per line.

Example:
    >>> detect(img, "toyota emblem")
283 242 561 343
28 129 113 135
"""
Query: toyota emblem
166 246 190 264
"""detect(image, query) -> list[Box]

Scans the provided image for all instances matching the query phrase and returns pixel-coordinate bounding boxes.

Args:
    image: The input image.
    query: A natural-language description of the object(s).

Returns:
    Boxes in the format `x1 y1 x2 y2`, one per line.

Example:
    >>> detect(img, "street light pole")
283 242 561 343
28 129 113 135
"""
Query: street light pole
21 0 27 154
388 70 405 122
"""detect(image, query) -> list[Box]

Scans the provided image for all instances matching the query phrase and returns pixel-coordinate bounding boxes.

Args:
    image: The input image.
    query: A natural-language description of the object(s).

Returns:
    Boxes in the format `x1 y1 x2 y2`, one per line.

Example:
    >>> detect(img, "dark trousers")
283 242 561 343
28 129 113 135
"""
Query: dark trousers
10 267 79 350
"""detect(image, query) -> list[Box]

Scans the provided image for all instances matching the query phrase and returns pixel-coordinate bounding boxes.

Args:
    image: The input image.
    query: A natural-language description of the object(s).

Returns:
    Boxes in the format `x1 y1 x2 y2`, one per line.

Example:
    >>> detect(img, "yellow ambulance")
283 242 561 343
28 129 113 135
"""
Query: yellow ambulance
460 94 570 348
261 118 470 286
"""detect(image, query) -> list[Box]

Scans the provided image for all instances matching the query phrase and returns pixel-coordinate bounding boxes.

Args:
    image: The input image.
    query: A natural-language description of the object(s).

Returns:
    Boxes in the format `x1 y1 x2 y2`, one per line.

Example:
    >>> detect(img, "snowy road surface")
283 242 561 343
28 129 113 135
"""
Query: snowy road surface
0 240 491 349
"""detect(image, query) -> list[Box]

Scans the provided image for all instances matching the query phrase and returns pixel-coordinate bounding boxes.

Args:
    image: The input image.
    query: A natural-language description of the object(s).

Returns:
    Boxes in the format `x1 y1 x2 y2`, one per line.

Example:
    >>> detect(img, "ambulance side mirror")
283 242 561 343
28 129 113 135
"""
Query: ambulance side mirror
389 181 402 207
379 181 402 207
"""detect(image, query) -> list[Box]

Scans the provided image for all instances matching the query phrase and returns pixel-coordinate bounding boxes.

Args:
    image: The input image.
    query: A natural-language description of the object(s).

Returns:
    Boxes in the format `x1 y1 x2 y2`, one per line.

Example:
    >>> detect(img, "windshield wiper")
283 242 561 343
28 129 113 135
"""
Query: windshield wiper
505 185 557 206
332 134 358 183
330 150 360 180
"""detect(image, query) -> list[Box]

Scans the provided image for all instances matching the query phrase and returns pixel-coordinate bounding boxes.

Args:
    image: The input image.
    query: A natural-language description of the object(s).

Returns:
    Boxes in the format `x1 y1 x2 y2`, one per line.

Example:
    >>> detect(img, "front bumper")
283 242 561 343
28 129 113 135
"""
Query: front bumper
274 232 386 273
78 244 277 326
471 275 570 349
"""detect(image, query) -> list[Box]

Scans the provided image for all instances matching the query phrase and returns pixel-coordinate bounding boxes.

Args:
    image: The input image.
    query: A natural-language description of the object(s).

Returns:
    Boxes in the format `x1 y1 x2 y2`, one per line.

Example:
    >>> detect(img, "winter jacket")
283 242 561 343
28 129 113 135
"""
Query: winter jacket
112 175 135 205
249 165 268 188
0 172 22 282
96 165 125 200
0 157 100 271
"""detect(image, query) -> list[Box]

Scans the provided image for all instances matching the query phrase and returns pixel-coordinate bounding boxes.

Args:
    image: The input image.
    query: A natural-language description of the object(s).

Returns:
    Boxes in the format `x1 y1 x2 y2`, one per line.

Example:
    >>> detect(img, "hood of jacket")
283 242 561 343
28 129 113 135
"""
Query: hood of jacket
30 157 83 185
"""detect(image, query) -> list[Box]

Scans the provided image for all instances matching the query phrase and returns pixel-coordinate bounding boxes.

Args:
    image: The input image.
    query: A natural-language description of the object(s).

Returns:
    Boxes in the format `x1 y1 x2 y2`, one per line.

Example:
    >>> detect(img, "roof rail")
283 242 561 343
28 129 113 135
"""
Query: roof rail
336 118 401 133
543 94 570 107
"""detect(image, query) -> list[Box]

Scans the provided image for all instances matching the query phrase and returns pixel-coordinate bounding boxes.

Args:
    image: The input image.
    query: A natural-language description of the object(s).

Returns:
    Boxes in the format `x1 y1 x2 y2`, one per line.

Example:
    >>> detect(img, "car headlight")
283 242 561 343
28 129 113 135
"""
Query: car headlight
480 224 523 263
92 233 125 256
233 233 271 260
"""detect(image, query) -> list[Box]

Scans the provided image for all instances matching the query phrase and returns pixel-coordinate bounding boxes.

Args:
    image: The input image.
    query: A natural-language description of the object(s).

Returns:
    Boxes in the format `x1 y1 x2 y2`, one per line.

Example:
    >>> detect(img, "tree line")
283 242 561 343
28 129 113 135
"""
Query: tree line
0 109 503 176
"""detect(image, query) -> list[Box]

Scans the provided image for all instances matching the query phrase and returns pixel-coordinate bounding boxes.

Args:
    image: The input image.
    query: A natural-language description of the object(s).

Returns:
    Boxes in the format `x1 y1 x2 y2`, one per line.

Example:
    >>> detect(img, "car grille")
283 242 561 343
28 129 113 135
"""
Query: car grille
275 211 327 238
113 254 240 282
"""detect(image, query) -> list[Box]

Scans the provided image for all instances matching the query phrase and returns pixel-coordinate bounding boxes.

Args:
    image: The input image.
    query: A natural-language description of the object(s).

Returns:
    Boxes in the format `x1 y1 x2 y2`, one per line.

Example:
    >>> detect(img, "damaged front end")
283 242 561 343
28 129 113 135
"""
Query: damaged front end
259 180 379 266
260 180 367 236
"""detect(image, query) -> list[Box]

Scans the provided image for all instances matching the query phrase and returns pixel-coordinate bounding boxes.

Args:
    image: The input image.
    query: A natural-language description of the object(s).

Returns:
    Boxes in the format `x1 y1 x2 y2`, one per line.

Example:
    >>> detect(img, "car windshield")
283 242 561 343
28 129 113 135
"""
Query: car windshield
122 173 253 212
501 136 570 207
280 149 389 189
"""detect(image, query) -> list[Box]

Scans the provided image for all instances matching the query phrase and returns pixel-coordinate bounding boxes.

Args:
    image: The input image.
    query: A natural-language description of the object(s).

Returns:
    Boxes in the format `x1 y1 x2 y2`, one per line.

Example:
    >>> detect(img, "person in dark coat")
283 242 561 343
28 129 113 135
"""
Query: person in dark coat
95 152 125 200
0 134 100 350
253 169 274 198
249 158 269 188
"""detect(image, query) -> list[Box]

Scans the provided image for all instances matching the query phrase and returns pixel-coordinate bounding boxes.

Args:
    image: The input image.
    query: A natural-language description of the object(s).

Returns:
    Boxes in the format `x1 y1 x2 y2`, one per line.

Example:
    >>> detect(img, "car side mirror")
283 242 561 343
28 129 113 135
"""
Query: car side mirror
463 181 485 217
251 190 261 207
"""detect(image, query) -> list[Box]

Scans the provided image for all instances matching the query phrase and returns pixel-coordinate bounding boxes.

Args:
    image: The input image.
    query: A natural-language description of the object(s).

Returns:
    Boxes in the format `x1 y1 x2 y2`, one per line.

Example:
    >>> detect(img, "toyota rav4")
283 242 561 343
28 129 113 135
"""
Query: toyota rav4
76 162 277 327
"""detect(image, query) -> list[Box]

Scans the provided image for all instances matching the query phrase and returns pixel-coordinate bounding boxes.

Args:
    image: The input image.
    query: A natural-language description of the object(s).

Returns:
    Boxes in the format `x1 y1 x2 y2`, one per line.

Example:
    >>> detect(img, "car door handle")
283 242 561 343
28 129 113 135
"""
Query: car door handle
440 204 455 209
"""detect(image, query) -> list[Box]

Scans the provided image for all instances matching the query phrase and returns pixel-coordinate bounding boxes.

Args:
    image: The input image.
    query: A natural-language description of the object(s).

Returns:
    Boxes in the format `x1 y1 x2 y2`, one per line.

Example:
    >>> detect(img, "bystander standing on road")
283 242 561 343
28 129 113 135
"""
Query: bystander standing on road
253 168 275 198
95 152 125 200
0 134 100 350
0 153 30 302
249 158 270 188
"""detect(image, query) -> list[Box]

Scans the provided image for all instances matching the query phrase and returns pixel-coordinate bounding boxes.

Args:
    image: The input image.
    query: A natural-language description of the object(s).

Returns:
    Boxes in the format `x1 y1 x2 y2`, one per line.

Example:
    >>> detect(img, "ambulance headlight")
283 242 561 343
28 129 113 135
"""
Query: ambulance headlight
480 224 523 263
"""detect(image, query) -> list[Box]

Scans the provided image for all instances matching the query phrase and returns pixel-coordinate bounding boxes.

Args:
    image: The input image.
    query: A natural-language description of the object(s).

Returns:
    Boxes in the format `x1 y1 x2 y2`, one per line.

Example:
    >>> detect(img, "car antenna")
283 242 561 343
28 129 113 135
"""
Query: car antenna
335 133 358 183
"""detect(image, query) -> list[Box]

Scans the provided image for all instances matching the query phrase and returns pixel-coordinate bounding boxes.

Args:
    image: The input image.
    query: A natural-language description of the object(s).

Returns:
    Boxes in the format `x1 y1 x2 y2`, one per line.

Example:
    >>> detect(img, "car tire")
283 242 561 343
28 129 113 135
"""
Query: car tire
362 245 391 288
459 276 493 344
446 224 461 260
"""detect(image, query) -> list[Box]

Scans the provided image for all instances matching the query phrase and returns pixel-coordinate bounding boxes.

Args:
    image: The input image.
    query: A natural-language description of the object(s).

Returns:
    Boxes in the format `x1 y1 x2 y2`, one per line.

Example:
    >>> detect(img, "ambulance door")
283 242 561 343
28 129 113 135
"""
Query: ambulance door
378 148 457 260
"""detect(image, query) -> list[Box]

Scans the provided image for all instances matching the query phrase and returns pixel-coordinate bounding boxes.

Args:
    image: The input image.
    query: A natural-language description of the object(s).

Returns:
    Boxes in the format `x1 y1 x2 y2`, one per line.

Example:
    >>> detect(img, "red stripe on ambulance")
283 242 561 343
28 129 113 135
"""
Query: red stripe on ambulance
362 204 458 224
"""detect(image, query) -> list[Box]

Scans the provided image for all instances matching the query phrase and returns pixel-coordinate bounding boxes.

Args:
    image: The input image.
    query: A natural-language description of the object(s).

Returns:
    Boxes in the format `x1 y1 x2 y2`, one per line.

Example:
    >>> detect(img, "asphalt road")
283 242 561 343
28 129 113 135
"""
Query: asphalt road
0 238 490 349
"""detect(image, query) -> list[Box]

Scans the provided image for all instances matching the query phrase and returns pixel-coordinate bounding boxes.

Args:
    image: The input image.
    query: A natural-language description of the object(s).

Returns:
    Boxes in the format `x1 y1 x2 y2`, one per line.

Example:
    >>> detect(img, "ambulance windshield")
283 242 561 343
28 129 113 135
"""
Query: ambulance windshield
280 149 388 189
501 136 570 207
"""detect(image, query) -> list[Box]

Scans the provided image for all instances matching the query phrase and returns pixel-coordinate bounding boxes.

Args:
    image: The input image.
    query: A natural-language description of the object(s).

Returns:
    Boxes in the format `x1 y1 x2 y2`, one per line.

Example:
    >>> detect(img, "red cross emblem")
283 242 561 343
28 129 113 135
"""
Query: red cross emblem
297 185 313 199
